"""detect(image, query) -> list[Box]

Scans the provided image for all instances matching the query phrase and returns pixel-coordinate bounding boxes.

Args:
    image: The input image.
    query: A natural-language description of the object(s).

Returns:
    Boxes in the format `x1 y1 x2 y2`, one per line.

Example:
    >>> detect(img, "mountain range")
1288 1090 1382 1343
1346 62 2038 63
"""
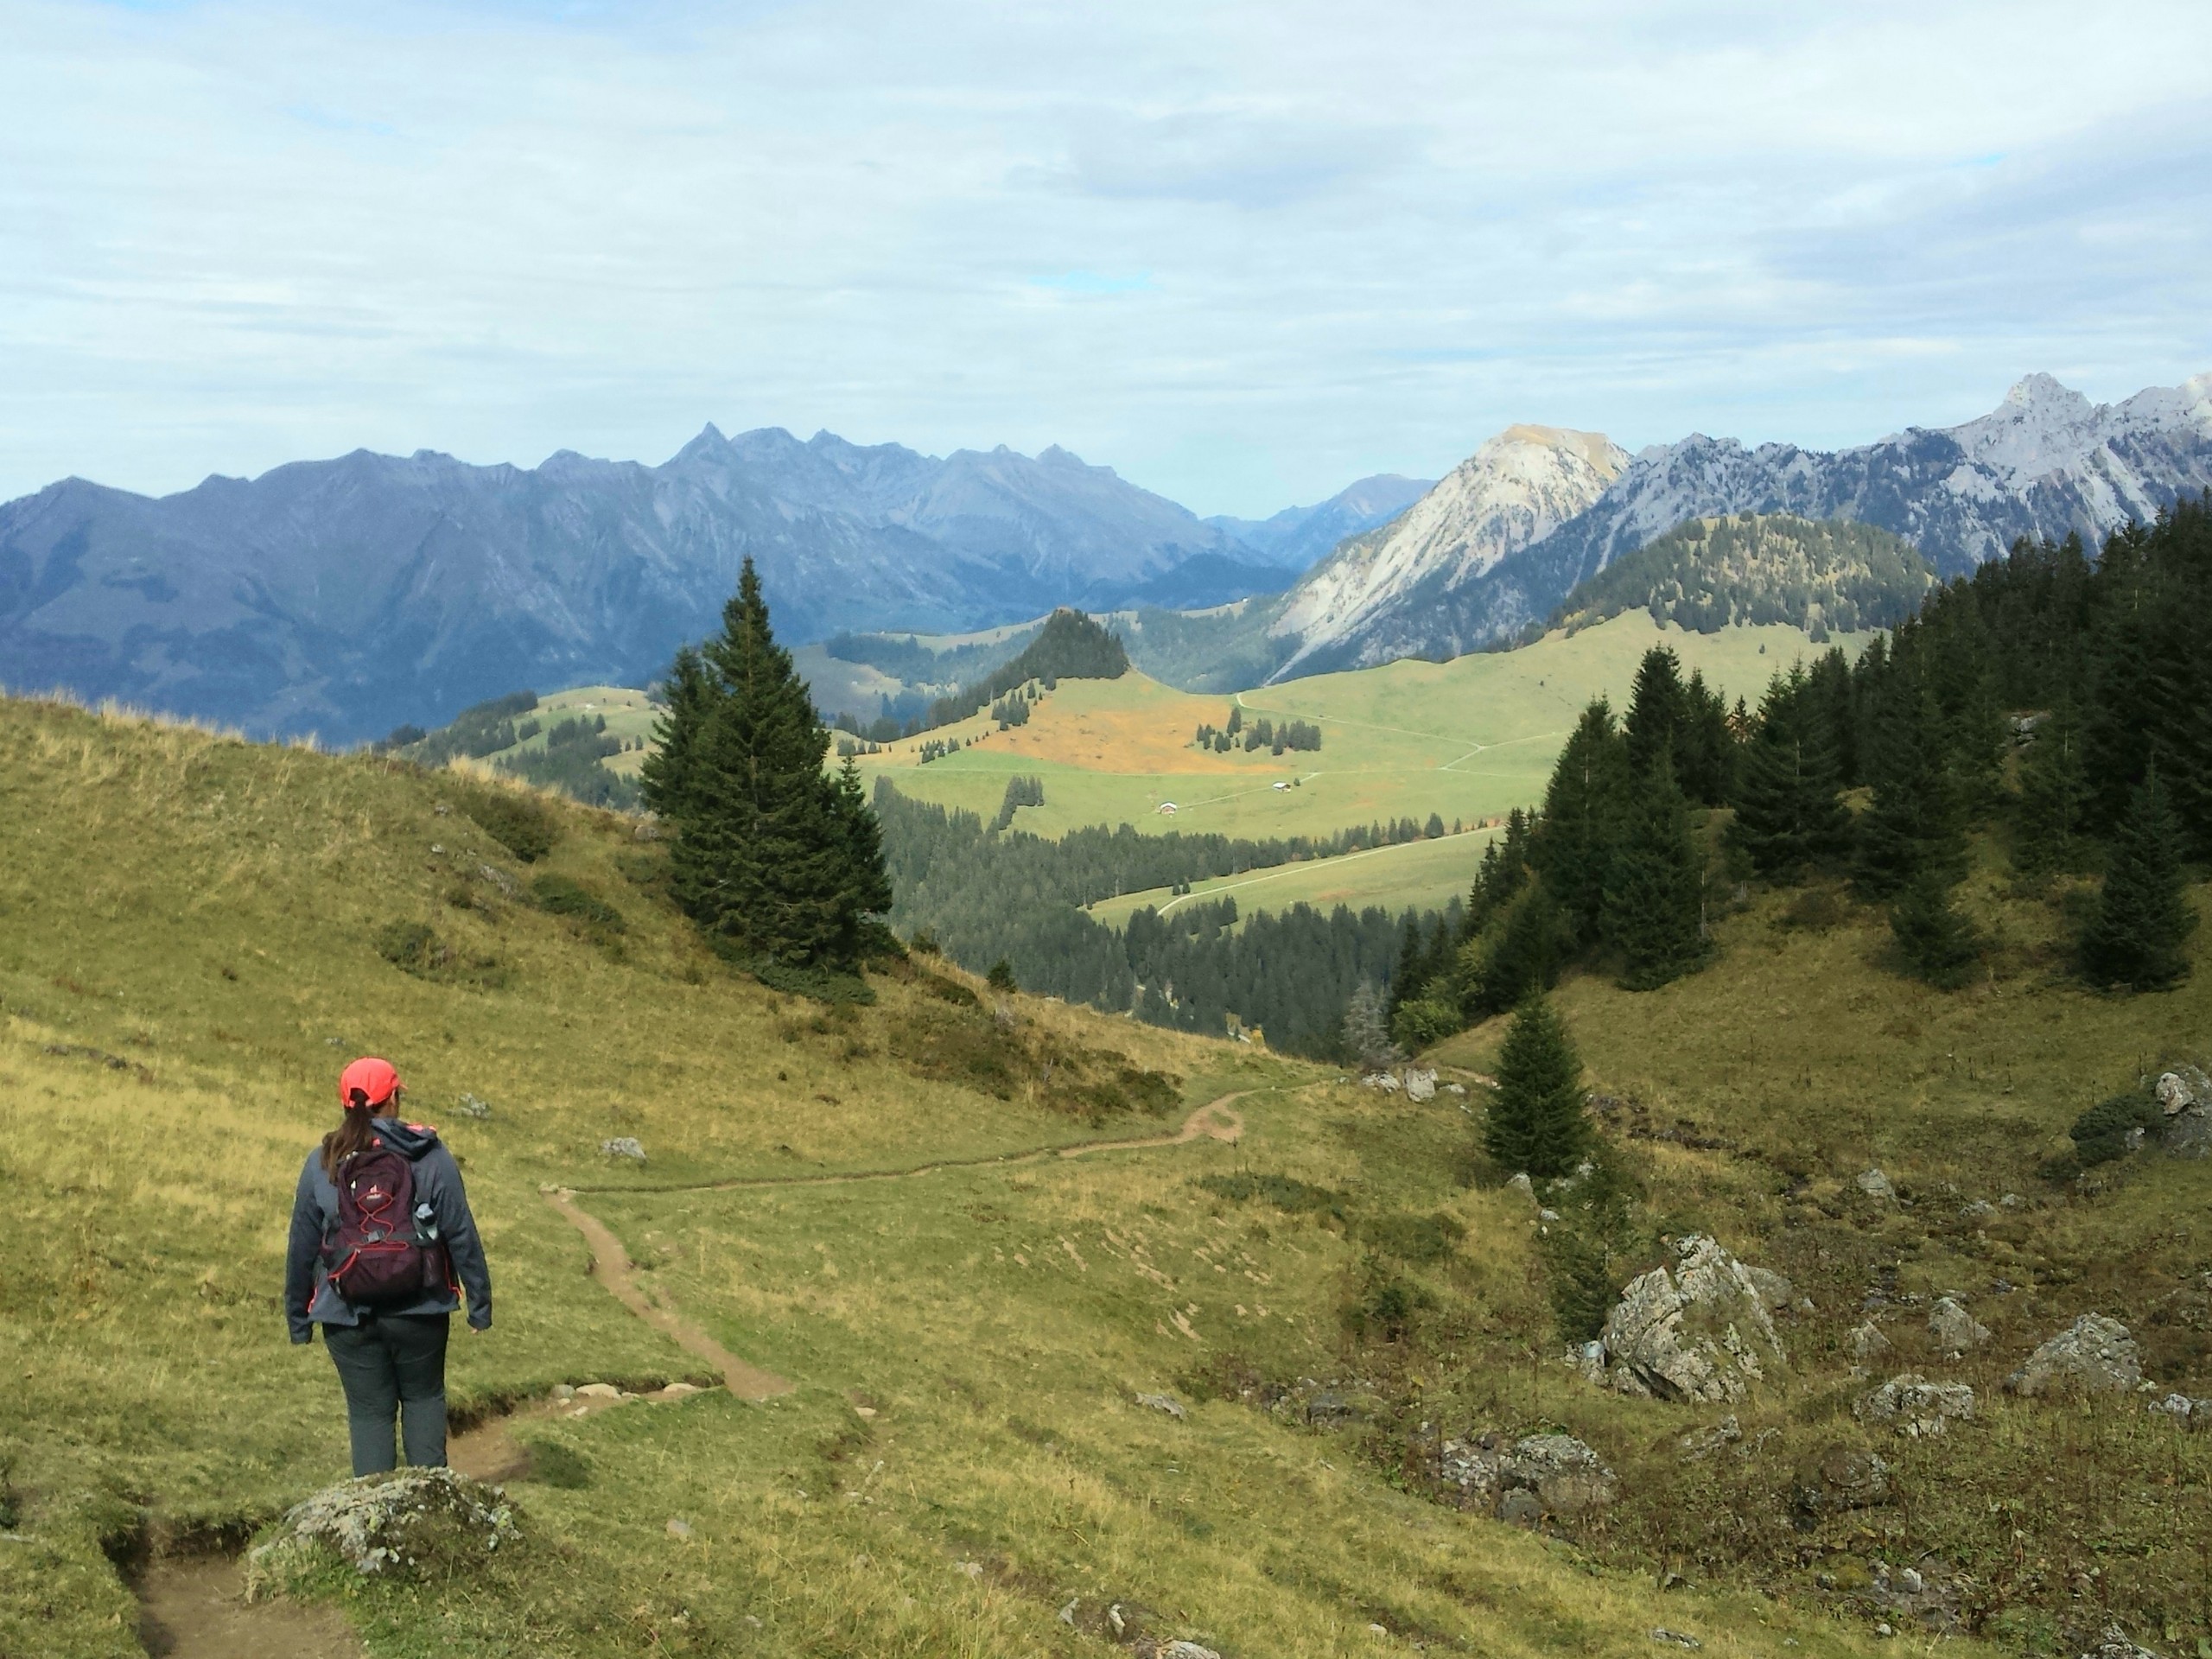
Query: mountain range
0 429 1413 741
1249 370 2212 677
4 371 2208 735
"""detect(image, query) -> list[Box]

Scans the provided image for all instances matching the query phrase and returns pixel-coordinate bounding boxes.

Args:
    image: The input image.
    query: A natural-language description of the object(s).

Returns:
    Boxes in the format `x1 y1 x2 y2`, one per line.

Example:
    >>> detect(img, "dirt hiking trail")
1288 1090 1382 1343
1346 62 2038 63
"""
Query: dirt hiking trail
136 1554 363 1659
543 1092 1249 1398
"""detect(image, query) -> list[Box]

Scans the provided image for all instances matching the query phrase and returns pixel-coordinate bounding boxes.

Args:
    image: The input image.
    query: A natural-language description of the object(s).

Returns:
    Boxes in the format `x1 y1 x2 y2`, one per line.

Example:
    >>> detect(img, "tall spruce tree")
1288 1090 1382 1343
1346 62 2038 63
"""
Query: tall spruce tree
1729 667 1848 878
1533 699 1634 944
642 559 892 970
2013 693 2088 876
1624 646 1692 786
1484 993 1589 1179
1604 741 1710 989
2079 766 2196 990
1855 673 1967 899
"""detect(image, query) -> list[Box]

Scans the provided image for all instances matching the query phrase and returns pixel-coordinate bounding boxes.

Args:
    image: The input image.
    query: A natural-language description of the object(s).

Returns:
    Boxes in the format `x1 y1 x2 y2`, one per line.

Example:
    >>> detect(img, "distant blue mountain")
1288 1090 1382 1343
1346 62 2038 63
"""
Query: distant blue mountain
1205 474 1433 570
0 427 1306 741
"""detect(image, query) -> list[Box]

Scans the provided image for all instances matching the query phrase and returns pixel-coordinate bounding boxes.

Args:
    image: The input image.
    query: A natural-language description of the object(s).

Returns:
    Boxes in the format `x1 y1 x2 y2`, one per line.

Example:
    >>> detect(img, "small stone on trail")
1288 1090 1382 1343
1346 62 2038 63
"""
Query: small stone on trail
661 1382 702 1398
575 1382 621 1400
1506 1172 1535 1200
665 1517 693 1540
1856 1168 1897 1201
601 1136 646 1162
1135 1392 1187 1420
1649 1630 1703 1649
551 1383 575 1401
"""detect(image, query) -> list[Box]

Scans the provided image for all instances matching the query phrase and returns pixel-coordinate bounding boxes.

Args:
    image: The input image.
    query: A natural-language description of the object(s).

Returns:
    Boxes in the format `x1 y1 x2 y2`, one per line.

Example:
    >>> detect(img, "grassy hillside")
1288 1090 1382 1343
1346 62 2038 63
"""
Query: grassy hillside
868 614 1867 918
1088 825 1501 931
0 693 1929 1659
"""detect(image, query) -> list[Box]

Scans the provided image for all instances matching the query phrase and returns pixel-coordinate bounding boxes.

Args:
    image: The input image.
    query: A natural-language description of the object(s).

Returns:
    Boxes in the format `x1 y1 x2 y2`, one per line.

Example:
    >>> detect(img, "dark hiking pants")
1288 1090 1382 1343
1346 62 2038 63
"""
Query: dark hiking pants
324 1312 450 1476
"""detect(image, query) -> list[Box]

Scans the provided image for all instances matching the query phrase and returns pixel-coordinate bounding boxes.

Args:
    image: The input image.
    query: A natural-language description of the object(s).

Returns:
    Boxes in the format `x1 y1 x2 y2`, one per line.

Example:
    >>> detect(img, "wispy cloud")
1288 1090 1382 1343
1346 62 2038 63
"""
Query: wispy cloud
0 0 2207 515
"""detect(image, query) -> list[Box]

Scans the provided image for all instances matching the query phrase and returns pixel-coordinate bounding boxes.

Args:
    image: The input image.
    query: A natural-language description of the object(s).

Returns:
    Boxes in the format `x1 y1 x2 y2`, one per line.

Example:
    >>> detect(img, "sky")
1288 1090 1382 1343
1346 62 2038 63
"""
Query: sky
3 0 2210 517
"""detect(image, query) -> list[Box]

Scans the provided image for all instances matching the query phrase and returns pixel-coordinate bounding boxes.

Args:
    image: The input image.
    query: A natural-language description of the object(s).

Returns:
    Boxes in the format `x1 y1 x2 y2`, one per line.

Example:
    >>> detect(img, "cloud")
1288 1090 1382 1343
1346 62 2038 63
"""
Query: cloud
0 0 2207 516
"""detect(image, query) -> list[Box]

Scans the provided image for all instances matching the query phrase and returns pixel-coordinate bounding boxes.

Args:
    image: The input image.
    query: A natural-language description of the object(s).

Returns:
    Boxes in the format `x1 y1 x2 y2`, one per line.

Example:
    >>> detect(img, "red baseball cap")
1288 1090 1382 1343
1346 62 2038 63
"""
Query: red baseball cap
338 1057 403 1111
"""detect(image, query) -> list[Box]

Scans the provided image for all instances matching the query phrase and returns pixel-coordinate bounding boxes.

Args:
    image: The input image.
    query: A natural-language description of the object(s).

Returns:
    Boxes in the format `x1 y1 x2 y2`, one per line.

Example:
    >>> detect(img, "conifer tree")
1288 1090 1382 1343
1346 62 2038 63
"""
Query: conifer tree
1484 994 1589 1179
1855 674 1966 899
1889 868 1981 988
1624 646 1692 786
1459 877 1571 1017
2013 693 2088 875
1533 699 1633 944
1729 668 1848 878
642 558 892 970
2080 766 2196 991
1604 742 1710 989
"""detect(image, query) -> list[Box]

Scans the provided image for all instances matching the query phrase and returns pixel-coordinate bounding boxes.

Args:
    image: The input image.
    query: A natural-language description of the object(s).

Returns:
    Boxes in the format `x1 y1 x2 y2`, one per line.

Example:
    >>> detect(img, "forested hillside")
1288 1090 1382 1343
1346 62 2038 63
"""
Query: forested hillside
1552 513 1936 639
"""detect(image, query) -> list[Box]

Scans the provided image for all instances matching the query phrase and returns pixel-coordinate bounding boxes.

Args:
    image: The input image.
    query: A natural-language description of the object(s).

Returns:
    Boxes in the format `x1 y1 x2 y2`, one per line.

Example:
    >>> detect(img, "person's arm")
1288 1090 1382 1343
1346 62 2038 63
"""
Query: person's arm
283 1160 321 1344
428 1147 493 1331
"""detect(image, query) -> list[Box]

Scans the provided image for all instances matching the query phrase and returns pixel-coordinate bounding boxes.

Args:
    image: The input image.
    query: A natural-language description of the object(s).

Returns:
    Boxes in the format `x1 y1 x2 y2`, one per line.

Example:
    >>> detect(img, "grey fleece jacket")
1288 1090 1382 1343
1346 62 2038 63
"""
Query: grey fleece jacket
285 1117 493 1343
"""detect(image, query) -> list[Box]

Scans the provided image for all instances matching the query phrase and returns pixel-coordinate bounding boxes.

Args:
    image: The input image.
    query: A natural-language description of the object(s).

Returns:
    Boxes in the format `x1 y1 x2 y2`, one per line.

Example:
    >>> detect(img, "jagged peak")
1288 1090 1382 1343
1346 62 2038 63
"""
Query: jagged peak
2001 372 2091 413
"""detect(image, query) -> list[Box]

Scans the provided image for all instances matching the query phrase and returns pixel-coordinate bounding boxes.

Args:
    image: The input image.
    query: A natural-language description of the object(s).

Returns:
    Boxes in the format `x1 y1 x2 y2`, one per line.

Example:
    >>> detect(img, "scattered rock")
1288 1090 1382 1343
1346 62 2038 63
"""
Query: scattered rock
1741 1266 1796 1313
2157 1068 2205 1116
575 1382 621 1400
1999 1192 2024 1209
1847 1322 1894 1367
1959 1198 1995 1220
632 817 664 842
2162 1069 2212 1157
247 1468 519 1587
1589 1236 1787 1403
1363 1071 1403 1094
1445 1082 1467 1097
1437 1432 1618 1522
665 1517 693 1540
601 1136 647 1162
660 1382 702 1399
1793 1443 1891 1516
2148 1394 2212 1427
1649 1630 1703 1650
1857 1168 1897 1202
476 862 522 900
1403 1067 1437 1103
1675 1416 1742 1460
1856 1374 1976 1437
1154 1643 1223 1659
1926 1297 1991 1355
2005 1314 2142 1397
551 1383 575 1401
1135 1392 1186 1421
1306 1389 1354 1427
1538 1208 1560 1223
2082 1625 2164 1659
1506 1172 1536 1202
457 1092 493 1121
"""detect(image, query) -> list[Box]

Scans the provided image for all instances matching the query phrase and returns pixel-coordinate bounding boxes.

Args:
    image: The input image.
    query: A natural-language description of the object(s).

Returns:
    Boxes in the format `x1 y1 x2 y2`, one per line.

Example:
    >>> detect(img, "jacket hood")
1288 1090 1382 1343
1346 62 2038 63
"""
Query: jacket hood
372 1116 442 1159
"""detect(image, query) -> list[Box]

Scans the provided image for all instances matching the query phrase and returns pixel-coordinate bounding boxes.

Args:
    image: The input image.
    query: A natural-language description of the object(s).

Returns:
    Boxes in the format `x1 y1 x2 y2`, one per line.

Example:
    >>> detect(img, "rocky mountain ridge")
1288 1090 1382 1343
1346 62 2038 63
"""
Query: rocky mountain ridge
1261 371 2212 677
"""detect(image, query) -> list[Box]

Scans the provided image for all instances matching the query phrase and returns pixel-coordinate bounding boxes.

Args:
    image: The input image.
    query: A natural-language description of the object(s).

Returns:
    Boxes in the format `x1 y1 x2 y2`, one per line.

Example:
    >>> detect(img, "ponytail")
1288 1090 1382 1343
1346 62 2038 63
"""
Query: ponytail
320 1090 385 1178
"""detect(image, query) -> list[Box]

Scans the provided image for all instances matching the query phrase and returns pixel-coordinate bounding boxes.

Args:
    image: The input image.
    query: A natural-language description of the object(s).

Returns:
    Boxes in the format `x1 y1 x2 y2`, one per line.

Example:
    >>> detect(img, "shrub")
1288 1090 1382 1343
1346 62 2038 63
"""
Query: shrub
456 785 558 863
1362 1211 1465 1263
530 874 626 932
917 971 980 1008
2069 1089 2162 1166
1390 995 1463 1053
987 958 1018 994
1195 1172 1344 1215
908 926 943 957
374 921 510 990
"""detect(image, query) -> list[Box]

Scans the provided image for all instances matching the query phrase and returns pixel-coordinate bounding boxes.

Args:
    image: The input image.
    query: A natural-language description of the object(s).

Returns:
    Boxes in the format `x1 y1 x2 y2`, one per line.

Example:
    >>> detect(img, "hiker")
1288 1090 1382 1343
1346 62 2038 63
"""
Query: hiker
285 1057 493 1477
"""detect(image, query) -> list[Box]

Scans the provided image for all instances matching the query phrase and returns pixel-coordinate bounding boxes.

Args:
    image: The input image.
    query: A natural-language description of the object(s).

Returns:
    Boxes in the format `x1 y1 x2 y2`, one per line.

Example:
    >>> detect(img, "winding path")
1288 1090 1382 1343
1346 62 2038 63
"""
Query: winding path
541 1093 1250 1397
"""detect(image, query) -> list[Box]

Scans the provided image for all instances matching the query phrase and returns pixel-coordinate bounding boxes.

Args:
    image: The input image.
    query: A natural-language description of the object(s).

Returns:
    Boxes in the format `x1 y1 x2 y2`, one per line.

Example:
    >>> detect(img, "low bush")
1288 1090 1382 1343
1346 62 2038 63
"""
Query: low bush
530 874 626 933
1195 1172 1344 1215
454 784 558 863
2069 1088 2162 1166
373 921 511 990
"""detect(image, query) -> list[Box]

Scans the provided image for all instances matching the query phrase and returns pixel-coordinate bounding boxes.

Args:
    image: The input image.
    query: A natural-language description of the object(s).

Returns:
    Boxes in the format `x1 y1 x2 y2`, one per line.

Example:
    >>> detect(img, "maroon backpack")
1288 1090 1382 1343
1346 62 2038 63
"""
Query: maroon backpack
328 1143 442 1306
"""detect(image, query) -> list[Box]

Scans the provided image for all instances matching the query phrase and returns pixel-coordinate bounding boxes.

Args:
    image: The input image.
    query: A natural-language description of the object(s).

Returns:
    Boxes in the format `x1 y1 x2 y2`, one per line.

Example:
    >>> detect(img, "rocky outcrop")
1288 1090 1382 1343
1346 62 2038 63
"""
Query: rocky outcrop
1585 1236 1787 1403
1856 1168 1897 1201
248 1468 519 1589
2005 1314 2142 1396
601 1137 647 1162
1792 1443 1892 1516
1856 1375 1976 1437
2160 1067 2212 1157
1437 1432 1618 1523
1847 1322 1894 1368
1927 1297 1991 1355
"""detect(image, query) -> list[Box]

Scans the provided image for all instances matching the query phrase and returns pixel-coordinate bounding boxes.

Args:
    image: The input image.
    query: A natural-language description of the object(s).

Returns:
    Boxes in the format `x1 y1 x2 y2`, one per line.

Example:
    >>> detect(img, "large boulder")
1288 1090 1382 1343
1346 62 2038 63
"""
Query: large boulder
1856 1374 1976 1437
1791 1442 1892 1516
1437 1431 1617 1523
2005 1314 2142 1397
1589 1236 1787 1403
248 1468 520 1590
